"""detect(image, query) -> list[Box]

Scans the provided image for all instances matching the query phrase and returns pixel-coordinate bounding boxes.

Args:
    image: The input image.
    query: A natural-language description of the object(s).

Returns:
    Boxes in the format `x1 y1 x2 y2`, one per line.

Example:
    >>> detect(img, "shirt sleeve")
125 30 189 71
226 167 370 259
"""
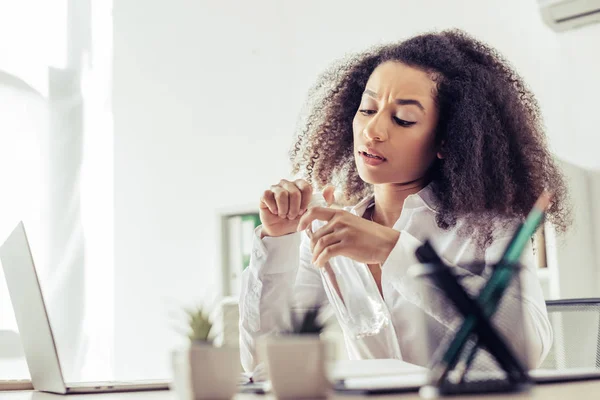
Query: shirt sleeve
238 225 327 373
381 230 552 369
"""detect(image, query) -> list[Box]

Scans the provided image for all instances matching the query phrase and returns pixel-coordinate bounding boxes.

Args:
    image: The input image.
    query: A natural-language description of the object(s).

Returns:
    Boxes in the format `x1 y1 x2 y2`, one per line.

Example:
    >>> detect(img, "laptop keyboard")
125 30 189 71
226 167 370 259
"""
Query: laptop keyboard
69 381 145 387
67 380 170 388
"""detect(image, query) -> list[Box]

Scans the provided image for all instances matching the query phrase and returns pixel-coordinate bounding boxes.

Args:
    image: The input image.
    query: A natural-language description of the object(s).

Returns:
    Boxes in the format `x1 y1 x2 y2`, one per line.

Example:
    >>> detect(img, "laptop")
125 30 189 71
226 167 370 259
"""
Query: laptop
0 221 170 394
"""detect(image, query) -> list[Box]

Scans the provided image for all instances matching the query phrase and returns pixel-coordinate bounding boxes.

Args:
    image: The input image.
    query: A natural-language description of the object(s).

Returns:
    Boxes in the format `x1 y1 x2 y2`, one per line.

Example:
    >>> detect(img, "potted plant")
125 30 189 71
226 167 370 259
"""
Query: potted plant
258 305 333 399
171 305 241 400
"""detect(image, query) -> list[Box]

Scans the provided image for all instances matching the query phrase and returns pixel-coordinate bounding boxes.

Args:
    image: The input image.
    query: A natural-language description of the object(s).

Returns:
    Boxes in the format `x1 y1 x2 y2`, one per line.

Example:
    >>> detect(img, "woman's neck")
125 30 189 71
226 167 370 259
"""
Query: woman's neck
372 177 430 228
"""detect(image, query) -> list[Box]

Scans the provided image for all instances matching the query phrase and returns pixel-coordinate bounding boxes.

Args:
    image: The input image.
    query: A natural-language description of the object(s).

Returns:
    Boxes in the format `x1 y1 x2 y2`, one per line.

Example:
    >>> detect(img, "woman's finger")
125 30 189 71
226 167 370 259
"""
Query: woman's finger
310 222 335 252
312 230 342 265
294 179 313 214
322 185 336 206
270 184 289 218
260 190 278 215
279 180 302 219
297 207 337 231
314 242 344 268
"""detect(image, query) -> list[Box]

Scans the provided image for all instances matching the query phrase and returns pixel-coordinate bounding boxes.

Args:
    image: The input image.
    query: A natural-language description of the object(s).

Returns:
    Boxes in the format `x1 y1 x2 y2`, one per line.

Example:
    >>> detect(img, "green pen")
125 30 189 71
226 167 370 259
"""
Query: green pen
430 191 552 385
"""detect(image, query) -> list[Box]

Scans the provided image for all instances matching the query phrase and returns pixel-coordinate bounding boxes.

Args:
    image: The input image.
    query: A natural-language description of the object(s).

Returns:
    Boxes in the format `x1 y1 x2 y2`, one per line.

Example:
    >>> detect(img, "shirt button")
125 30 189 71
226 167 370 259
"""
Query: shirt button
253 249 262 259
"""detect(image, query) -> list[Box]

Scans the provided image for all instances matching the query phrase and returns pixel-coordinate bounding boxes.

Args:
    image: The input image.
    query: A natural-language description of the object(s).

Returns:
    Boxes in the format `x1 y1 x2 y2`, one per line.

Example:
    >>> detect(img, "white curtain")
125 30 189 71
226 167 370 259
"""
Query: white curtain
0 72 48 379
0 61 87 385
0 0 113 381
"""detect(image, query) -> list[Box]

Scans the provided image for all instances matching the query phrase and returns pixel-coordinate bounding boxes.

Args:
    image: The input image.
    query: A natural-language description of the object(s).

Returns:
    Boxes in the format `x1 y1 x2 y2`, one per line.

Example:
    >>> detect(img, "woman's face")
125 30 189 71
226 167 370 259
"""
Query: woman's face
353 61 440 185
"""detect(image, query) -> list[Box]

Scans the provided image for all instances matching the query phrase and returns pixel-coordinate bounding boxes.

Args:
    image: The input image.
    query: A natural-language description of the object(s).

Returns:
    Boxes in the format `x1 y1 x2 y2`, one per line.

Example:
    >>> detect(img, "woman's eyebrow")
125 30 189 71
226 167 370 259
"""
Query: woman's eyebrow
363 89 425 112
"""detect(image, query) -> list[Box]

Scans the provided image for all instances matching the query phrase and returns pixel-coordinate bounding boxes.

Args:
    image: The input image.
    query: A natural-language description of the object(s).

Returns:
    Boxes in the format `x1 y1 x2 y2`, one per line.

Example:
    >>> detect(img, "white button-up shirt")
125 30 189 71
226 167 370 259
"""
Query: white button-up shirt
239 184 552 373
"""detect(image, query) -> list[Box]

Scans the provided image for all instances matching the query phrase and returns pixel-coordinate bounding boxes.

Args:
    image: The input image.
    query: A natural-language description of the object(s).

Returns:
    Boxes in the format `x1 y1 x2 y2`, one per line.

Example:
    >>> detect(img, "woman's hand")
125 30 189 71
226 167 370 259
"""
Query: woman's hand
259 179 335 238
297 207 401 267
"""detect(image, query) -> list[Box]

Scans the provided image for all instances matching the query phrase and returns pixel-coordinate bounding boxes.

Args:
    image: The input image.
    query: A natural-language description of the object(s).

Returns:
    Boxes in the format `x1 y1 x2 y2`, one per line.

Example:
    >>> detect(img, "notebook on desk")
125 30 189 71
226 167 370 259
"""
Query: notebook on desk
0 222 170 394
331 360 429 394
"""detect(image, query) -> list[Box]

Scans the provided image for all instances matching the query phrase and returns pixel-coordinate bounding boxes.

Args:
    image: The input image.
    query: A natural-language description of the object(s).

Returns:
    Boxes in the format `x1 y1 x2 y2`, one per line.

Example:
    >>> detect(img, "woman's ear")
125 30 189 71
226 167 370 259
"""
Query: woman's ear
437 140 445 160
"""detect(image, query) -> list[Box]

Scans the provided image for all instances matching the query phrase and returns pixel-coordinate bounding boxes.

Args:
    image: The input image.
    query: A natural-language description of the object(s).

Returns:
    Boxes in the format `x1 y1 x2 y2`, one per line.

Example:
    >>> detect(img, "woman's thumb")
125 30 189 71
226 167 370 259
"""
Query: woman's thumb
322 185 336 206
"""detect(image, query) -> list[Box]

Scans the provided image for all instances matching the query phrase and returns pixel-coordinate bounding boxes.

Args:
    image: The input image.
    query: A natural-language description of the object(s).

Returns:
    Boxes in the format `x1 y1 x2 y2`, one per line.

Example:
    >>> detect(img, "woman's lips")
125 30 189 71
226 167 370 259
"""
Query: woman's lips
359 151 386 166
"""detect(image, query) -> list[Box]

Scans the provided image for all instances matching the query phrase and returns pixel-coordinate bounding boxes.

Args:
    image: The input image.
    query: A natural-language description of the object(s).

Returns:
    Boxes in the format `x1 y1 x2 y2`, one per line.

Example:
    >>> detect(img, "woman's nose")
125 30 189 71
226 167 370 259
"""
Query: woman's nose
363 113 388 142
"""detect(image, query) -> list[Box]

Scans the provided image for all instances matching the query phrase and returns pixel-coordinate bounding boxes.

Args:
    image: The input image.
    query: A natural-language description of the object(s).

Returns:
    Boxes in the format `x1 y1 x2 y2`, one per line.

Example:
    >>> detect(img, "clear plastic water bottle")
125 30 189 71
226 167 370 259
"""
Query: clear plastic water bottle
308 192 402 359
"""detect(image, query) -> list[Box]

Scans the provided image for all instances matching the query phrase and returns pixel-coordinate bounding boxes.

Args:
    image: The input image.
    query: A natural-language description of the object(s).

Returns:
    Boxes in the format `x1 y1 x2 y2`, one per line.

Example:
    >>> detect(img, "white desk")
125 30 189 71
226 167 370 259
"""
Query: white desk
2 381 600 400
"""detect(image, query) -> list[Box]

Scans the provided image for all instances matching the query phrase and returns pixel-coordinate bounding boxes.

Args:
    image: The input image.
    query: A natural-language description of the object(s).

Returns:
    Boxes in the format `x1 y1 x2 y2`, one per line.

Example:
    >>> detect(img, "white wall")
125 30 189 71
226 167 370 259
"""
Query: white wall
553 24 600 171
113 0 600 378
113 0 294 379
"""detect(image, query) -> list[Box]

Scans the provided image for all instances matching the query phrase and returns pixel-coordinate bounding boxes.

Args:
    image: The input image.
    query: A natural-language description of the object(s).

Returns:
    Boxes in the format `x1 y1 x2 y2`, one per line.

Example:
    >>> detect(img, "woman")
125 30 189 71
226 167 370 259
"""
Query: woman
239 29 569 373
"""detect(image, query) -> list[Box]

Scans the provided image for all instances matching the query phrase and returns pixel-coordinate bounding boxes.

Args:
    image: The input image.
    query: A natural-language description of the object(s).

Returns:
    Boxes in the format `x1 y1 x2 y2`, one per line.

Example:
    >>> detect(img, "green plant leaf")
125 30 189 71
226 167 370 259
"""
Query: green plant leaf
185 305 213 343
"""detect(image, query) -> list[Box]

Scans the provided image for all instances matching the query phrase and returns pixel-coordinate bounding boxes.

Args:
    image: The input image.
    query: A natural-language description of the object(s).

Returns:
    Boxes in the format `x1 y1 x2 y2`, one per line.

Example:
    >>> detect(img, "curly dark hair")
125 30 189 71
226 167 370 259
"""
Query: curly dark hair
290 29 570 245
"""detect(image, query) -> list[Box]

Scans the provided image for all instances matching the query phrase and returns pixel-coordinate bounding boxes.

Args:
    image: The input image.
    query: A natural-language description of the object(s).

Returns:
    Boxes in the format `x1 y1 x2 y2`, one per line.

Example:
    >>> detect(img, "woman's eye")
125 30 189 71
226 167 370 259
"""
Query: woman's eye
393 117 416 127
359 109 376 116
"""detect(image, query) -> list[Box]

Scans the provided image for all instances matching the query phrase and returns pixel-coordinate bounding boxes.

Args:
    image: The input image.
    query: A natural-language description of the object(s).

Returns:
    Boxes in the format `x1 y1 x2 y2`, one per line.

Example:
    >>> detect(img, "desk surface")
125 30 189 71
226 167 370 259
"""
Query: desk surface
2 381 600 400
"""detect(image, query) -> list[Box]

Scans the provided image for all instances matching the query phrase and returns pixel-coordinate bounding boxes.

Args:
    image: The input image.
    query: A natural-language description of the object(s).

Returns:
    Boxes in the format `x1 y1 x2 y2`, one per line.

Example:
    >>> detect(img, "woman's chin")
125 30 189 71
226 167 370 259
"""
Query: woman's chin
357 171 390 186
359 171 423 187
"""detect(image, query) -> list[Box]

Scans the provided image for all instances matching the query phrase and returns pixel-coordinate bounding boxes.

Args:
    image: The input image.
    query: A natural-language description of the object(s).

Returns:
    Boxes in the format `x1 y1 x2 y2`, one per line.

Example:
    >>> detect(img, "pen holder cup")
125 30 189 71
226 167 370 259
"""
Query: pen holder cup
408 261 532 396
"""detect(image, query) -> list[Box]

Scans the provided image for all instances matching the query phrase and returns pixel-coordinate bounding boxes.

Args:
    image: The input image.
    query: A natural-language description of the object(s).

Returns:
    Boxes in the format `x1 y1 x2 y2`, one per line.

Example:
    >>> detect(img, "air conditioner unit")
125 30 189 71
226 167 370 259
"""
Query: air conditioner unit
539 0 600 31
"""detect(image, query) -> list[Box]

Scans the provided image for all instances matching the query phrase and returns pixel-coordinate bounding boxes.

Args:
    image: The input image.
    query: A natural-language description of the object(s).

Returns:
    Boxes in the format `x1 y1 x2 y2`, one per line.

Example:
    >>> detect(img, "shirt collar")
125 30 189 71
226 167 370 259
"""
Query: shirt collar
350 181 439 217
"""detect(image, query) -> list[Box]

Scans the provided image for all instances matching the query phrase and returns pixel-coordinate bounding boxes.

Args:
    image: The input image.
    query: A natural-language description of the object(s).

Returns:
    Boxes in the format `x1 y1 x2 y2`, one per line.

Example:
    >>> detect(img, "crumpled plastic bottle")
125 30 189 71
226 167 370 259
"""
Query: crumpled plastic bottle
307 191 402 359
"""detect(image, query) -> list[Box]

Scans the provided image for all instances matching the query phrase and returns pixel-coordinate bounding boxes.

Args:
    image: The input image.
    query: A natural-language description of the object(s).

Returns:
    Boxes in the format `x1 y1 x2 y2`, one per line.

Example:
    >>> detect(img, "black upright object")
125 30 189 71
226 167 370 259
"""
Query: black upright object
411 241 531 396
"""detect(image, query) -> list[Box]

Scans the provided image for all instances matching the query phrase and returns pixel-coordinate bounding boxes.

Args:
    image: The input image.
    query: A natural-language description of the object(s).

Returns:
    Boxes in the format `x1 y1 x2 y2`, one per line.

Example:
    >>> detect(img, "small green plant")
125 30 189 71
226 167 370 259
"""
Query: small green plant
287 305 325 335
185 305 213 344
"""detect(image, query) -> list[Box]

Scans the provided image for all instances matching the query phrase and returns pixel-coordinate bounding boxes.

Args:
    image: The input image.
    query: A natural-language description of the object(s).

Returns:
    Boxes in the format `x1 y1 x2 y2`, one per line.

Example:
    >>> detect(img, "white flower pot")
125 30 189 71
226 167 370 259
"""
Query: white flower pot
171 343 241 400
258 336 333 399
